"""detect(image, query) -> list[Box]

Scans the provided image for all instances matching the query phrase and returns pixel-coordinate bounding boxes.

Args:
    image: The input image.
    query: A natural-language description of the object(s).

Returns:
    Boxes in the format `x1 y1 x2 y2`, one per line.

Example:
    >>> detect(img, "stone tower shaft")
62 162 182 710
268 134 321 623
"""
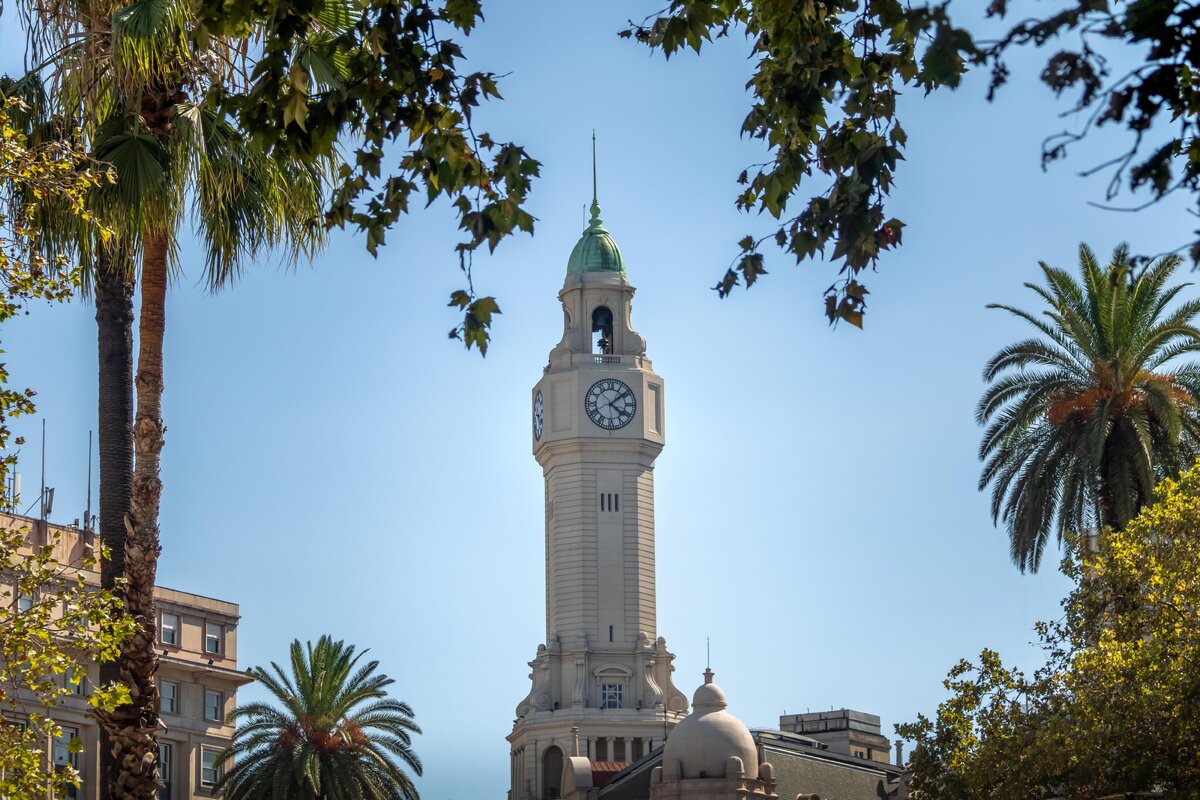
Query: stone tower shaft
508 181 687 800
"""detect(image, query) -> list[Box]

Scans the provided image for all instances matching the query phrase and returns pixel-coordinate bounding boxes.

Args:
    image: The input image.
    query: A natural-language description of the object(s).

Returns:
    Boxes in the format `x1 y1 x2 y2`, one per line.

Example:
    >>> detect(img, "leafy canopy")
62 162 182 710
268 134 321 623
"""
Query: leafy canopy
0 97 133 800
0 525 136 800
978 243 1200 572
627 2 1200 328
900 459 1200 799
0 96 112 476
194 0 539 354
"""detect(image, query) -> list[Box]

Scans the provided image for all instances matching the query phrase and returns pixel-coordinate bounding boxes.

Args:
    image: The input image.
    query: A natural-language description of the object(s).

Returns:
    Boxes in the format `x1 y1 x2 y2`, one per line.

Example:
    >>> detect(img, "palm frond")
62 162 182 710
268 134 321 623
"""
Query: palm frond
979 243 1200 571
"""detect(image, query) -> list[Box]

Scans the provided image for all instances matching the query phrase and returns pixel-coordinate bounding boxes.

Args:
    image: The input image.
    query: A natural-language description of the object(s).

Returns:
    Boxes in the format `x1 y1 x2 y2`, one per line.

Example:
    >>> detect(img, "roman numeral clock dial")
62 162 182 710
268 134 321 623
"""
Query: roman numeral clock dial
533 390 544 441
584 378 637 430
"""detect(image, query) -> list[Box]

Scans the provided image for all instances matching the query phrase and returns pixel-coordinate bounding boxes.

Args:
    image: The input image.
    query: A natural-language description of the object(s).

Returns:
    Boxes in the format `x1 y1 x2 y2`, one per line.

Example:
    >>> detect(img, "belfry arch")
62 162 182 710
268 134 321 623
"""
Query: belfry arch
591 305 613 354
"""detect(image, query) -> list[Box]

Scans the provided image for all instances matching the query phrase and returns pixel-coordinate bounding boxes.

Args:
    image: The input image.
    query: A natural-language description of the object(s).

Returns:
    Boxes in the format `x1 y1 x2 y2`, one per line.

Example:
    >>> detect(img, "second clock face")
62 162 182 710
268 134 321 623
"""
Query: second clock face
533 390 544 440
585 378 637 430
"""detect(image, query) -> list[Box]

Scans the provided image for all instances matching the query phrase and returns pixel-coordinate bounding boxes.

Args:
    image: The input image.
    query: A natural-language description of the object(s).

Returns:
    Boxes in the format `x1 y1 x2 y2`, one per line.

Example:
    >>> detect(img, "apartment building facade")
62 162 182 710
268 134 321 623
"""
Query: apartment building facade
2 512 250 800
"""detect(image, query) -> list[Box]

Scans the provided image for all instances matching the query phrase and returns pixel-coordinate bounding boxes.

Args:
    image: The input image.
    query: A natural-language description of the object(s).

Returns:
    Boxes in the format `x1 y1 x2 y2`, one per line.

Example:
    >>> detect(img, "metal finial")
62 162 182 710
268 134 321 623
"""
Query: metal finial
588 131 604 231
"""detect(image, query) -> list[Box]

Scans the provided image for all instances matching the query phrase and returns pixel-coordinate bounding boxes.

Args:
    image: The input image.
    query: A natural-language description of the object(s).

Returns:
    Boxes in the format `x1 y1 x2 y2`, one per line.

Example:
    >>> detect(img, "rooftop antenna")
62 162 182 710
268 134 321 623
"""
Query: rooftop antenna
706 636 710 669
84 431 93 531
39 418 46 520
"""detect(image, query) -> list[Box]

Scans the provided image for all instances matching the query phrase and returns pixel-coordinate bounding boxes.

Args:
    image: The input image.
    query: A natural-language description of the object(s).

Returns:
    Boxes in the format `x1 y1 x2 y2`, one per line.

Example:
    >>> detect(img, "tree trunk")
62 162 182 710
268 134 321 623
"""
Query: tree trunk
97 232 168 800
94 247 135 800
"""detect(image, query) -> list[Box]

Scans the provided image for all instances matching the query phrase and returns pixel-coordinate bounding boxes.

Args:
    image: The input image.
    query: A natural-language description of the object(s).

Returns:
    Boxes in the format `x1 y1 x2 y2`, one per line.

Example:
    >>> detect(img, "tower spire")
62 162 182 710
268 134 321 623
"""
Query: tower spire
588 131 605 232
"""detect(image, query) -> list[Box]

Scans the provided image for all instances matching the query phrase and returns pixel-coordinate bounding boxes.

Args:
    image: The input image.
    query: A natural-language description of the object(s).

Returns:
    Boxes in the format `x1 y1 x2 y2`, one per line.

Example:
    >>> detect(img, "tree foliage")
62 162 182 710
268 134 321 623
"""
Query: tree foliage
626 1 1200 328
218 636 422 800
0 99 133 800
978 243 1200 572
0 524 136 800
0 97 111 492
900 459 1200 799
13 0 337 794
195 0 539 354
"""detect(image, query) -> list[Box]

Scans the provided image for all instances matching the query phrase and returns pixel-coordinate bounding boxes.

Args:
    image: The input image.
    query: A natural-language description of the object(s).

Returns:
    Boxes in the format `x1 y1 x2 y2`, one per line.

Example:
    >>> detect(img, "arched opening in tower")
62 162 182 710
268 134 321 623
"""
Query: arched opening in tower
542 745 564 799
592 306 614 354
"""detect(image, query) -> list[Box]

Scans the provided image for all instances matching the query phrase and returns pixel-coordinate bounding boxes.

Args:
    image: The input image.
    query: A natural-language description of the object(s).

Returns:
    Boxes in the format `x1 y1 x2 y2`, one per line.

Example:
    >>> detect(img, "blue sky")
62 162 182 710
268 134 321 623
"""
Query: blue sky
2 2 1196 798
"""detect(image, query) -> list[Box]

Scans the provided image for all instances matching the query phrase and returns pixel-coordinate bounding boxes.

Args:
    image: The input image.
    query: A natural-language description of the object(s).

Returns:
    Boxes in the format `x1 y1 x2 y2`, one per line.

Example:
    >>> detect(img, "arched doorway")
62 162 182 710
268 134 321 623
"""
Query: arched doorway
542 745 563 799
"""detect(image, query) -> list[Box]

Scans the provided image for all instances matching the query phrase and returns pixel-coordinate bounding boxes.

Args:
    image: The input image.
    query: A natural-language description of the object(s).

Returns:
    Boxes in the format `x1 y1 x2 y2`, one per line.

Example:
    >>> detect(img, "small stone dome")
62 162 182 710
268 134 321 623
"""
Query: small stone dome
566 201 625 275
661 670 758 780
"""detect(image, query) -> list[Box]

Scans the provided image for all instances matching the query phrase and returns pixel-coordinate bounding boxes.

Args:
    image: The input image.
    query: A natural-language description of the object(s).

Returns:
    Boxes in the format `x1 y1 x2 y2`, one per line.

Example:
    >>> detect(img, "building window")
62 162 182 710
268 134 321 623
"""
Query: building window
16 592 33 613
200 747 222 787
158 743 173 800
53 726 79 768
66 666 86 696
600 683 623 710
204 690 222 723
161 680 178 714
54 726 81 799
160 613 179 646
204 622 222 655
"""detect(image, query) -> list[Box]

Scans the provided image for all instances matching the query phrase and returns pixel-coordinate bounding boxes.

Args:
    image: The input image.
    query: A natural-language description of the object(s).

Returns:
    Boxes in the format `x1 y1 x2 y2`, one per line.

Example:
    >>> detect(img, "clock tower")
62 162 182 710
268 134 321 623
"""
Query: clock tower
507 162 689 800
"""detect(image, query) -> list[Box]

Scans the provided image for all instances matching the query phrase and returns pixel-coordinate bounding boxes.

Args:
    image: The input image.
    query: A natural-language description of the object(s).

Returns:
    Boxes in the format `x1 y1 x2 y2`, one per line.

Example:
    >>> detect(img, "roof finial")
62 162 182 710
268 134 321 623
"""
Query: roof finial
588 131 605 232
704 637 714 684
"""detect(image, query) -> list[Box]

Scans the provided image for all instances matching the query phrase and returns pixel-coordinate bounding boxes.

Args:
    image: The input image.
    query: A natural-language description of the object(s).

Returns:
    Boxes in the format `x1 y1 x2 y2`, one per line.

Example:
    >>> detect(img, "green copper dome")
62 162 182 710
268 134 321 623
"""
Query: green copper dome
567 199 625 275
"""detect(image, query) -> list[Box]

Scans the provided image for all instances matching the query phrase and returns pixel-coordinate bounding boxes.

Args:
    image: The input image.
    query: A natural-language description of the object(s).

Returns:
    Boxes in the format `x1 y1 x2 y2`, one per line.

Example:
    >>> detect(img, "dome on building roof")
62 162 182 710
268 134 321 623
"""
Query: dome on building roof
661 670 758 781
566 200 625 275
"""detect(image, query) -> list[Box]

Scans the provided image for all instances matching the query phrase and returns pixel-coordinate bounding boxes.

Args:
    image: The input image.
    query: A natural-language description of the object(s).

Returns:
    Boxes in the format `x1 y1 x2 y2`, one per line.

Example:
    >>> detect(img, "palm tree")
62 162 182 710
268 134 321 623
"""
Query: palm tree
10 4 334 795
979 243 1200 572
218 637 423 800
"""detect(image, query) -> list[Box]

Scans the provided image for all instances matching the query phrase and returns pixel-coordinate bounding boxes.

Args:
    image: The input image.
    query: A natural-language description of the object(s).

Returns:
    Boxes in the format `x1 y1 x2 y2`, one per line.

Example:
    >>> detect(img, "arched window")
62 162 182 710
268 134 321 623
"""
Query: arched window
542 745 563 799
591 306 614 354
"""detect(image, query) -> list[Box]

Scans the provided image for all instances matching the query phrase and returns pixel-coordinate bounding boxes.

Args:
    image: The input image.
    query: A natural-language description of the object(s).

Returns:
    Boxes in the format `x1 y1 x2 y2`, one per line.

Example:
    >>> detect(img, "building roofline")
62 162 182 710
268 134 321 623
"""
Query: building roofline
1 511 240 613
753 729 906 778
598 729 905 798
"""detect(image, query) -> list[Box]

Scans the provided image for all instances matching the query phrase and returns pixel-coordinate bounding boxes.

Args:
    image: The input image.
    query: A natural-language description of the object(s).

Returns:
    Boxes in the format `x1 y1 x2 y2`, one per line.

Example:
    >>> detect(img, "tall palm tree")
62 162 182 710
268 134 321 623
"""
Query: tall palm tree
218 637 423 800
979 243 1200 572
10 3 334 795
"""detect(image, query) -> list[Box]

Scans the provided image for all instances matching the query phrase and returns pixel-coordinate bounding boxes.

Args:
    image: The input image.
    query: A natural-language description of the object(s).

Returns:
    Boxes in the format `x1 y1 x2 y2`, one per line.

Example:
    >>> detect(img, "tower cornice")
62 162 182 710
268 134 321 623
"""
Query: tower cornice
534 438 664 469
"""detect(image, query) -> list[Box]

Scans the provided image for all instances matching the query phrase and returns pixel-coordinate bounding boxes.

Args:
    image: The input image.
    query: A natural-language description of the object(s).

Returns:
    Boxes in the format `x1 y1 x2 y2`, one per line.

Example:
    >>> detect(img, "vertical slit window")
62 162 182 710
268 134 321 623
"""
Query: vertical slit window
614 494 619 511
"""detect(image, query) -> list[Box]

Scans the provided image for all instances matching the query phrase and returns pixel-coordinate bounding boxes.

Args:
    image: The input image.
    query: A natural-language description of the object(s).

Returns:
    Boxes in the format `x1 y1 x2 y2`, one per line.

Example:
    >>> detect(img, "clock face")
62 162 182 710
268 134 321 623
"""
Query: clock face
533 390 544 441
585 378 637 430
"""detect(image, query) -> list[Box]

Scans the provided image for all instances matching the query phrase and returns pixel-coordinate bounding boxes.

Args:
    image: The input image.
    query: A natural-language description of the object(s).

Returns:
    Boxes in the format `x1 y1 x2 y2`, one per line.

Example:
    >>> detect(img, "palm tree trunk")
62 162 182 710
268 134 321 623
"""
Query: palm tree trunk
1097 473 1118 533
99 232 168 800
94 247 135 800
